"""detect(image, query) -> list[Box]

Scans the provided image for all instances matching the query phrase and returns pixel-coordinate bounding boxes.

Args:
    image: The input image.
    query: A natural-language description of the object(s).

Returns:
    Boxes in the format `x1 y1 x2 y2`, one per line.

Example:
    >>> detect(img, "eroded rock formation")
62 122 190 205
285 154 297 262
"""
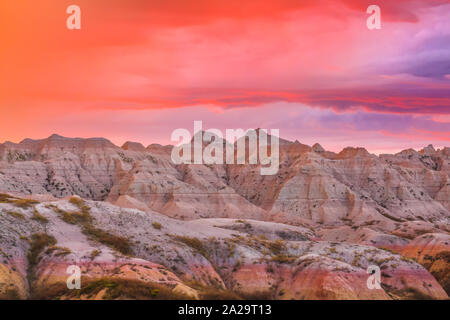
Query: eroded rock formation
0 134 448 299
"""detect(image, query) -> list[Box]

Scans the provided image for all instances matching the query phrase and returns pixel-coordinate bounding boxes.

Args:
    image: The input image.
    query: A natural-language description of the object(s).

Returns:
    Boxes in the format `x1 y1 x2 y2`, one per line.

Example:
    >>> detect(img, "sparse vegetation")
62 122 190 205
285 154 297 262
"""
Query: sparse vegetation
68 278 190 300
173 236 209 259
6 211 25 219
199 287 243 300
399 287 434 300
58 209 88 224
31 208 48 223
69 196 85 208
186 280 272 300
420 251 450 295
27 233 57 269
271 254 295 263
263 239 286 256
83 225 132 255
13 198 39 209
0 193 13 203
2 288 21 300
0 193 39 208
51 203 132 255
351 254 361 267
328 247 337 254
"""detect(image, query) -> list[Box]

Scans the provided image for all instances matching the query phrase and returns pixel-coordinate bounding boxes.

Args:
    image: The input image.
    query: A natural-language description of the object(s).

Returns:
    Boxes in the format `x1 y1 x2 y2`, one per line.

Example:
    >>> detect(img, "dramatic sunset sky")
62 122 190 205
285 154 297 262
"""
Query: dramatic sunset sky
0 0 449 153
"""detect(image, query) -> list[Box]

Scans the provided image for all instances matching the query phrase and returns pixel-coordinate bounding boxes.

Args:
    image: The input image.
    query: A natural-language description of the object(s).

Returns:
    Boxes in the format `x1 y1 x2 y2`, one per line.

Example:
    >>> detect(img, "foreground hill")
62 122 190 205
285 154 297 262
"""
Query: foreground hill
0 195 447 299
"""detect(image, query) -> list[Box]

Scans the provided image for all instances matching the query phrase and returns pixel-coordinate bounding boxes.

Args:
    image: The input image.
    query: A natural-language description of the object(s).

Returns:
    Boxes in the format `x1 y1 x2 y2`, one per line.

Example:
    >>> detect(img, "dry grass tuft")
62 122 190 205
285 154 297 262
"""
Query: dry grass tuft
27 233 57 268
6 211 25 219
174 236 209 259
31 208 48 223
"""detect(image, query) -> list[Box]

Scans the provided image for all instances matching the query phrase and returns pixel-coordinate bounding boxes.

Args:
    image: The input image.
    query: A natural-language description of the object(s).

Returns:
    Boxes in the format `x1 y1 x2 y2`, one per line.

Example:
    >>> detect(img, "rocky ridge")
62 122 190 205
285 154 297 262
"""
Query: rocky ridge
0 133 448 299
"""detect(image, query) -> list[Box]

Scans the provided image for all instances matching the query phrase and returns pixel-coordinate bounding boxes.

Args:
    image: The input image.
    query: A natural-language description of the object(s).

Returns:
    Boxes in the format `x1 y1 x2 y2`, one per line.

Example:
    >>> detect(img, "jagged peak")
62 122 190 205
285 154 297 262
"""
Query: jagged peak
337 147 370 158
420 144 436 155
395 148 419 158
238 128 292 145
121 141 146 152
48 133 64 139
312 143 325 153
146 143 173 156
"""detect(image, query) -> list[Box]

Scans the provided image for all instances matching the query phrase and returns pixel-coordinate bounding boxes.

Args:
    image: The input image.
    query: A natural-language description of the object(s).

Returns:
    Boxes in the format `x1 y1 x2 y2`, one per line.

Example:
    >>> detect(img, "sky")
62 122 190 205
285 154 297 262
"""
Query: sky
0 0 449 154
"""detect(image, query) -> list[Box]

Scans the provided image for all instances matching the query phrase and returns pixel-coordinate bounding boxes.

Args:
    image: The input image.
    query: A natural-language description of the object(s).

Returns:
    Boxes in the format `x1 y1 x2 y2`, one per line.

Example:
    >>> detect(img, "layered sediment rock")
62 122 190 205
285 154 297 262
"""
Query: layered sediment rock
401 233 450 295
0 134 449 299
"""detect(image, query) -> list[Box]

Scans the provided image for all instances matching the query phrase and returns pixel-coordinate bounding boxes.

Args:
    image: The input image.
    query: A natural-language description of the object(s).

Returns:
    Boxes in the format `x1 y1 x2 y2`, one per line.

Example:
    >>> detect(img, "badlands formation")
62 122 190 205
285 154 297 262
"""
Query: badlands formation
0 133 449 299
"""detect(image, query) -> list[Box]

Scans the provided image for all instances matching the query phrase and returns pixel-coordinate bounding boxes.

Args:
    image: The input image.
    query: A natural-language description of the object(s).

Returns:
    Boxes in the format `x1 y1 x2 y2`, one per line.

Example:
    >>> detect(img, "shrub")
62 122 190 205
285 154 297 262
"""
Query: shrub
59 210 78 224
82 225 132 255
31 282 69 300
428 251 450 295
13 198 39 209
265 239 286 255
46 246 71 257
57 209 89 225
199 288 243 300
50 205 92 224
31 208 48 223
2 289 21 300
152 222 162 230
239 290 273 300
6 211 25 219
90 250 101 260
52 203 131 255
69 196 85 208
174 236 209 258
328 247 337 254
185 280 246 300
401 287 434 300
271 254 295 264
352 255 361 266
0 193 14 203
0 194 39 209
435 251 450 263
